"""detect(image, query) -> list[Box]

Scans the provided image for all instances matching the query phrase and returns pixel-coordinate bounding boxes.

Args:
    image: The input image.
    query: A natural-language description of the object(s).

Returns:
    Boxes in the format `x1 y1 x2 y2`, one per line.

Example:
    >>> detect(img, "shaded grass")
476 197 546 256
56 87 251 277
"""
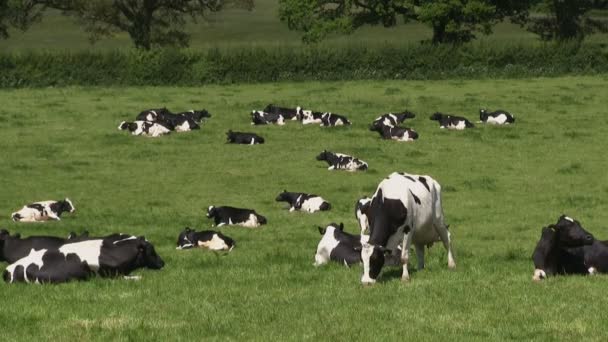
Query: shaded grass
0 76 608 340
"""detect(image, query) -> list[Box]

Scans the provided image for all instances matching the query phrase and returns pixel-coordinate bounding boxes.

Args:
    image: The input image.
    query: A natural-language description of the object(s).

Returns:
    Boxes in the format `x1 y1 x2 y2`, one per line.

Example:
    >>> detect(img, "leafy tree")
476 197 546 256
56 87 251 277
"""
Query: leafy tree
527 0 608 41
22 0 254 49
0 0 43 39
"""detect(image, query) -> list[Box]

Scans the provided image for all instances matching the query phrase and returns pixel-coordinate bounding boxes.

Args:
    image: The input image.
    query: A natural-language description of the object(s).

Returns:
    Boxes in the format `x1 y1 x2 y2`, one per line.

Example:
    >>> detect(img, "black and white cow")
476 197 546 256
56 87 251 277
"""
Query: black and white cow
275 191 331 213
531 215 596 281
429 112 474 130
136 108 173 122
479 109 515 125
0 229 78 263
263 104 302 121
301 110 324 125
11 198 75 222
3 249 92 284
251 110 285 126
206 206 267 228
175 109 211 123
136 108 208 132
3 236 164 283
176 227 235 251
316 150 368 171
371 111 416 129
314 223 367 266
226 130 265 145
370 124 419 142
320 112 351 127
360 172 455 284
118 121 172 137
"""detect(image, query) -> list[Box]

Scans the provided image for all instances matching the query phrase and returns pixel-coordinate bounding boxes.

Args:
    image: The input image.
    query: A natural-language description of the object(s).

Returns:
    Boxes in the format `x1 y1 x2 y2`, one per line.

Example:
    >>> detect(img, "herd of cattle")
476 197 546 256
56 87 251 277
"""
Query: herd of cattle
6 103 602 285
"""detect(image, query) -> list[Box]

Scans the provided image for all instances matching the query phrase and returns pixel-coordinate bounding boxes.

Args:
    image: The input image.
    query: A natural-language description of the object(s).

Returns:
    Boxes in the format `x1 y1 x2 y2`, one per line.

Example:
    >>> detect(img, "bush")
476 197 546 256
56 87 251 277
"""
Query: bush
0 42 606 87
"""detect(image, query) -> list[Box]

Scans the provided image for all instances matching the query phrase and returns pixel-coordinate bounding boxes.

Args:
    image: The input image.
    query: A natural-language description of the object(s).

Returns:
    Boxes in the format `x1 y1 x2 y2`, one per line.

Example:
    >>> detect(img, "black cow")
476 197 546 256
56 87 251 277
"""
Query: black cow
12 198 75 222
429 112 474 130
176 227 235 251
371 111 416 129
370 125 419 142
316 150 368 171
226 130 265 145
251 111 285 126
263 104 302 121
479 109 515 125
206 206 267 228
275 191 331 213
320 113 351 127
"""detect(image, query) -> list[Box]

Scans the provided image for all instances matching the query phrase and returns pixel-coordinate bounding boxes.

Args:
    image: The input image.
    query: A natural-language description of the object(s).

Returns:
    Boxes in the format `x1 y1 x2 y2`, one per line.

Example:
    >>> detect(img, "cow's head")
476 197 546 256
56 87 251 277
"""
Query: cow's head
369 120 385 133
361 243 386 285
316 150 328 161
192 109 211 121
396 110 416 121
118 121 129 130
429 112 444 121
275 190 292 203
63 198 75 213
553 215 594 247
206 206 216 218
176 227 196 249
406 129 419 140
479 109 489 121
135 237 165 269
318 222 344 235
225 130 234 141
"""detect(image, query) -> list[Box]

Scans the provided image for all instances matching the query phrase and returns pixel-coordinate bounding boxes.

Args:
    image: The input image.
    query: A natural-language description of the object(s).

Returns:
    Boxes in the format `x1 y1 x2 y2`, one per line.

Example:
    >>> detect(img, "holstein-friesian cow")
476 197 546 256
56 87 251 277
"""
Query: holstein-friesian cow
137 108 210 131
316 150 368 172
175 109 211 123
0 229 83 263
371 111 416 129
360 172 455 284
3 249 92 284
136 108 173 122
429 112 474 130
320 113 351 127
370 124 419 142
275 190 331 213
263 104 302 121
118 121 171 137
206 206 267 228
11 199 75 222
301 110 324 125
531 215 596 281
176 227 235 251
226 130 265 145
479 109 515 125
314 223 367 266
251 110 285 126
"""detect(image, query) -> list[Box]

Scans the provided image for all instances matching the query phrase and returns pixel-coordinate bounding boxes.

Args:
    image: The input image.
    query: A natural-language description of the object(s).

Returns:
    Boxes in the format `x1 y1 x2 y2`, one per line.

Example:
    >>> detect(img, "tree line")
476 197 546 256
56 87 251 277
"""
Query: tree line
0 0 607 49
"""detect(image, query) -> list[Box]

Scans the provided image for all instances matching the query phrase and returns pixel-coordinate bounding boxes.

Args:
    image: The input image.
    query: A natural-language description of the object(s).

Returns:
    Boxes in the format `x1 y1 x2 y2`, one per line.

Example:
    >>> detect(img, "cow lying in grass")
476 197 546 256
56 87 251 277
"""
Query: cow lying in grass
479 109 515 125
275 190 331 213
11 198 75 222
316 150 368 171
226 130 265 144
118 121 172 137
176 227 235 251
206 206 267 228
429 112 474 130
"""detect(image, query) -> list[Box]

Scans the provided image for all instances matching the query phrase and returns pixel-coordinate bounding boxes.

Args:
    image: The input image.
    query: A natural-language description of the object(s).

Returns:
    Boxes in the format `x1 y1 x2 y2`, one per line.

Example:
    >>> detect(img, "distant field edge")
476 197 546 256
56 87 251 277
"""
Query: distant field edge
1 42 607 87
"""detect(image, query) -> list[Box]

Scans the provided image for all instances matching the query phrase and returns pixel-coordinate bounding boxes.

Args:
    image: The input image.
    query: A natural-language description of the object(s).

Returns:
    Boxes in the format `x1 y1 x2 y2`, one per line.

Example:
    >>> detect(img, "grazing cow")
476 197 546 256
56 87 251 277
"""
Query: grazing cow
429 112 474 130
275 190 331 213
301 110 324 125
371 111 416 129
206 206 267 228
251 110 285 126
316 150 368 171
263 104 302 121
360 172 455 284
118 121 171 137
531 216 596 281
11 198 75 222
479 109 515 125
320 113 351 127
226 130 265 145
370 124 419 142
314 223 366 266
176 227 235 251
3 249 92 284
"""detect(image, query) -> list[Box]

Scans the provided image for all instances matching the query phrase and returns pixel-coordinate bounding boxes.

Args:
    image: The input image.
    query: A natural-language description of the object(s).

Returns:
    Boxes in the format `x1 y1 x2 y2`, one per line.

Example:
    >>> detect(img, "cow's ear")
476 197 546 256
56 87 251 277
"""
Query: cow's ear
318 226 326 235
339 223 344 231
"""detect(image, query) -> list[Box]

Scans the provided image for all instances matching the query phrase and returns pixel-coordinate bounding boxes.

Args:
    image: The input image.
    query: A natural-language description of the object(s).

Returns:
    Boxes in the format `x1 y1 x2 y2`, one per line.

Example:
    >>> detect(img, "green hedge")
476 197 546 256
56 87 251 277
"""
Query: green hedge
0 42 607 87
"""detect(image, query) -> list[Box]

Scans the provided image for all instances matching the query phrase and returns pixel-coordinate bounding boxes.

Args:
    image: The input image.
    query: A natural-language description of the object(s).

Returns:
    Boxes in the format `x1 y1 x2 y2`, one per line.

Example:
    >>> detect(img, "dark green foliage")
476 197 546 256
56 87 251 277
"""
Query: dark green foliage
528 0 608 41
1 42 607 87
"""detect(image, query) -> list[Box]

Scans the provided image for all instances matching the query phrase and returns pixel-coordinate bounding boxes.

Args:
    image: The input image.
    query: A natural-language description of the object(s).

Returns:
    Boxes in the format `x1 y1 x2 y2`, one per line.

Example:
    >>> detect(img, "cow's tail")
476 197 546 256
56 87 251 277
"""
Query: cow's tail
465 120 475 128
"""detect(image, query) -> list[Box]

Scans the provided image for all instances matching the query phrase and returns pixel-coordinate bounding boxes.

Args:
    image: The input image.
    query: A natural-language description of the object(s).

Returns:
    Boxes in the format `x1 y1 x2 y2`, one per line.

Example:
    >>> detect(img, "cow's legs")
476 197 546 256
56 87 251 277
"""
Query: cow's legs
415 244 425 270
401 230 413 282
435 224 456 269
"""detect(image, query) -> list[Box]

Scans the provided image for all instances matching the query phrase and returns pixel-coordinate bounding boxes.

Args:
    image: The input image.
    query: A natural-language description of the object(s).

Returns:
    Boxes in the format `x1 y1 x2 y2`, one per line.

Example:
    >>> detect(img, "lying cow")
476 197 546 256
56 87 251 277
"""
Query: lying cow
479 109 515 125
531 216 597 281
226 130 265 145
251 110 285 126
371 111 416 129
206 206 267 228
11 198 75 222
275 190 331 213
176 227 235 251
3 249 92 284
370 124 418 142
320 113 351 127
263 104 302 121
136 108 173 122
316 150 368 171
360 172 455 284
118 121 171 137
301 110 324 125
0 229 85 263
137 108 210 131
176 109 211 123
429 112 474 130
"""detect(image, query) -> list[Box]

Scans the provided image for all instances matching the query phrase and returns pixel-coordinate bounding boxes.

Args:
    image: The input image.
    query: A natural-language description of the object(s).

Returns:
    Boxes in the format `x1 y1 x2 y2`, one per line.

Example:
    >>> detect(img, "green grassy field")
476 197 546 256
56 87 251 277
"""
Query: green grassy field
1 76 608 340
1 0 607 51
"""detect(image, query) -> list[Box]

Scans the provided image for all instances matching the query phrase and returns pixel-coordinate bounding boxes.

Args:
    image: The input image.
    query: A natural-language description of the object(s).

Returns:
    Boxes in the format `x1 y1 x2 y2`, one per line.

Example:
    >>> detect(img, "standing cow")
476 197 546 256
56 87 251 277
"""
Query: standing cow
360 172 455 284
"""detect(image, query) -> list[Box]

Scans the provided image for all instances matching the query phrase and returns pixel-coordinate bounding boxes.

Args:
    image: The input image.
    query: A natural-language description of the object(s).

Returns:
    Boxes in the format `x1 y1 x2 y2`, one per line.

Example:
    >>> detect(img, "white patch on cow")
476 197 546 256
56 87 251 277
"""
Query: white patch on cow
240 214 260 228
360 243 376 284
276 116 285 126
356 198 371 235
486 114 508 125
588 267 597 275
175 121 191 132
449 121 467 130
118 121 127 130
65 198 75 212
250 138 255 145
197 234 230 251
113 236 137 245
228 218 233 225
334 119 343 126
59 240 104 271
532 269 547 281
300 197 326 213
564 216 574 222
5 248 48 283
314 226 340 266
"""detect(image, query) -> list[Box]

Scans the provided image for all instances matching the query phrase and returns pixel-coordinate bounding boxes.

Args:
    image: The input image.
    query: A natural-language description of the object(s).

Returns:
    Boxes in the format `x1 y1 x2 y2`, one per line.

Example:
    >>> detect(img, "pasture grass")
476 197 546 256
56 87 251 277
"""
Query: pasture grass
1 76 608 340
